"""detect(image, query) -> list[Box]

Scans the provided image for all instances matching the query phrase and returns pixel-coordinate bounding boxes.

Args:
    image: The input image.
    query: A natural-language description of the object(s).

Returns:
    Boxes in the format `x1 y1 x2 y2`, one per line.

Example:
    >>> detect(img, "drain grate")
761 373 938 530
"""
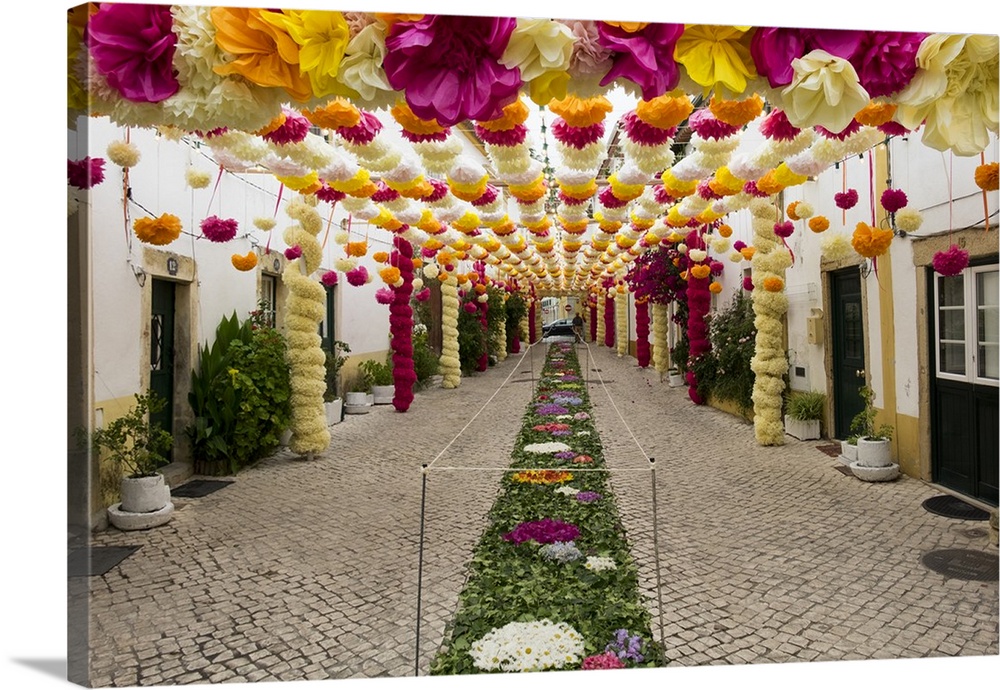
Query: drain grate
171 479 233 498
921 549 999 581
69 546 140 577
921 495 990 521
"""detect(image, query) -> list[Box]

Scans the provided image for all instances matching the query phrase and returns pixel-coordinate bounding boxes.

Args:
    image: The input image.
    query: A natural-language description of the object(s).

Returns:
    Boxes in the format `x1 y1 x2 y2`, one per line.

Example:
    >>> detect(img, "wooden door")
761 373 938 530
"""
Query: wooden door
830 269 866 439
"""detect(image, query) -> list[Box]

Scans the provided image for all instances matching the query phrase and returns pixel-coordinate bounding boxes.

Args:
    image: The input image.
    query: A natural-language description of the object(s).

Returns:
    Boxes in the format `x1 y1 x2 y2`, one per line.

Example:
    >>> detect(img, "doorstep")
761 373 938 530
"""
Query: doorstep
160 460 194 489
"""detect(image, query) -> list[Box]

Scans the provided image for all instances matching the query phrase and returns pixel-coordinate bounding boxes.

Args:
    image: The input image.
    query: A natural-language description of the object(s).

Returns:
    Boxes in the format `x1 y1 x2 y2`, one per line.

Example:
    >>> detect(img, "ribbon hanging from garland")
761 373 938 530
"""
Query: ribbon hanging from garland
982 152 991 233
264 183 284 254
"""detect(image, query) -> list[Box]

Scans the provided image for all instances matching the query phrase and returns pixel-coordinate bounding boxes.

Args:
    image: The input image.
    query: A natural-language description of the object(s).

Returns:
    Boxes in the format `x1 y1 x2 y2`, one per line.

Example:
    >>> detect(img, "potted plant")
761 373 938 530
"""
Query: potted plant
360 357 394 405
784 390 825 441
89 391 175 530
324 340 350 425
840 435 859 463
850 386 894 468
344 374 371 415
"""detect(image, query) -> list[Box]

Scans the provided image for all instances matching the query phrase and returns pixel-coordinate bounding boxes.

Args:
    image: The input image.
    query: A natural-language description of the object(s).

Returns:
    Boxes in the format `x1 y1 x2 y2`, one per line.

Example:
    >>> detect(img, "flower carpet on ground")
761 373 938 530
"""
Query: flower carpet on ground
431 343 661 675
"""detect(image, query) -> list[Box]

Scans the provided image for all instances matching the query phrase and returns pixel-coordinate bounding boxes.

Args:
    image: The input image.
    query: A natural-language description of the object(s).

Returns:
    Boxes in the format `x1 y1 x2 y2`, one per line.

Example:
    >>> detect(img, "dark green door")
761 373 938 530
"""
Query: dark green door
830 269 866 439
150 278 175 456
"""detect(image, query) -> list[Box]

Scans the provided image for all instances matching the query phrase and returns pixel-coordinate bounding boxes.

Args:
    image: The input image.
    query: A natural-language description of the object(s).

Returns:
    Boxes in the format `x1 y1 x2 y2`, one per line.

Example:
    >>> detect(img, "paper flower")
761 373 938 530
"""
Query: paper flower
336 25 396 110
383 16 521 127
375 287 394 304
253 217 277 232
762 276 785 292
231 251 258 271
809 216 830 233
200 216 239 243
284 246 302 261
186 167 212 189
320 270 338 287
709 94 764 127
106 140 141 168
687 107 740 140
851 222 894 258
262 108 311 145
773 221 794 238
880 188 908 213
674 25 757 97
346 266 369 286
933 245 970 276
850 32 927 99
499 19 574 83
597 22 685 100
835 189 859 209
133 214 182 246
781 50 871 133
68 157 106 190
743 275 754 291
87 3 179 102
821 232 854 261
975 162 999 192
265 10 351 99
894 208 924 233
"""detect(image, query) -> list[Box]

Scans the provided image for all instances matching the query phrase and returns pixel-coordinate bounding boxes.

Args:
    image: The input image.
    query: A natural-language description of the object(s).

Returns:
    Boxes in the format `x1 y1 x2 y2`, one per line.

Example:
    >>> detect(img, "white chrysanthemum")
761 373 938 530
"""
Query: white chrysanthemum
469 620 585 673
107 140 141 168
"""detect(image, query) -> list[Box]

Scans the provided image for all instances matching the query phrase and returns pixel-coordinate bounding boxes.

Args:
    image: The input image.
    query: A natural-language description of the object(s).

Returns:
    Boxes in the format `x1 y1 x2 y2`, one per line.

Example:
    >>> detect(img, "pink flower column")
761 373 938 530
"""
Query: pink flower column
635 299 650 368
685 272 712 405
390 236 417 412
589 303 598 342
603 296 615 348
528 302 537 343
476 262 489 372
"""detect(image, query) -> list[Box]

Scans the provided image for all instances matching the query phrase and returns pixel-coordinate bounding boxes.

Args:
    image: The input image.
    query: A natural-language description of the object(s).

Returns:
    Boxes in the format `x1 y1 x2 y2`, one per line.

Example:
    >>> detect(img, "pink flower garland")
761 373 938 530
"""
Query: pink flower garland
684 231 712 405
932 245 970 277
589 302 598 343
604 294 615 348
346 266 368 286
635 300 650 368
390 236 417 412
263 108 310 145
200 215 239 243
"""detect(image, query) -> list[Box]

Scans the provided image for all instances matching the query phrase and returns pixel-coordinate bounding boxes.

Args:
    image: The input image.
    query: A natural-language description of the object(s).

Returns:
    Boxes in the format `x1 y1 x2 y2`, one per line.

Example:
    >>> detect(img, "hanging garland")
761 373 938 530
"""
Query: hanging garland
651 302 669 376
635 297 650 368
615 288 628 356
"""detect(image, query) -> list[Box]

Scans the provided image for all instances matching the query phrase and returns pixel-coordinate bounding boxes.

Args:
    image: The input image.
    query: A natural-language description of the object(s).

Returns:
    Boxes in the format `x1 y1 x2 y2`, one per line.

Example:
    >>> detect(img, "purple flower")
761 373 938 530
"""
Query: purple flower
502 519 580 545
87 3 180 103
561 374 580 382
550 430 572 437
536 403 569 416
606 629 645 663
553 451 577 460
576 491 602 503
597 22 685 101
68 157 106 190
383 15 522 127
573 412 590 420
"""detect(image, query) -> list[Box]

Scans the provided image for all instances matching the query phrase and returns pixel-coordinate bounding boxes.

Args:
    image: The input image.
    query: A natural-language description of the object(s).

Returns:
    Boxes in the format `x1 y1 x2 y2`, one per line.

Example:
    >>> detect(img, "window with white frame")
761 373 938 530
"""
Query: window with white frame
934 263 999 386
261 273 278 329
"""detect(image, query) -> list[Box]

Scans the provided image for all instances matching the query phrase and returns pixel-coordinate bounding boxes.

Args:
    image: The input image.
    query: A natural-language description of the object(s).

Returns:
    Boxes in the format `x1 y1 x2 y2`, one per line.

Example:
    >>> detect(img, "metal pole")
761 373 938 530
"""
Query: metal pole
649 457 666 649
414 464 428 676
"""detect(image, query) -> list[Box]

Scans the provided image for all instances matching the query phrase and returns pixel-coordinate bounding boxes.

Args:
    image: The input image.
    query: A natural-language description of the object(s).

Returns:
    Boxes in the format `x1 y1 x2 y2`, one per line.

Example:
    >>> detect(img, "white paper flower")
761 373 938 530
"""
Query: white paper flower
781 49 871 133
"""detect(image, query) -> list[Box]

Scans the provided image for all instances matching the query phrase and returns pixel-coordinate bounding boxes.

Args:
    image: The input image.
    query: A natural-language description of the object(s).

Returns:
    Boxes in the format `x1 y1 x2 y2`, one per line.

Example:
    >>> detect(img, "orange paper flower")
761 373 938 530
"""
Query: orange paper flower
709 93 763 127
548 95 613 127
740 246 757 260
787 201 802 221
690 264 712 280
372 251 390 263
635 94 693 129
851 222 893 258
854 101 897 127
762 276 784 292
254 113 286 137
477 99 530 131
709 281 723 294
975 162 999 192
303 98 360 129
391 99 445 135
231 251 258 271
809 216 830 233
718 224 733 238
346 241 368 257
133 214 182 246
755 170 785 196
379 266 401 284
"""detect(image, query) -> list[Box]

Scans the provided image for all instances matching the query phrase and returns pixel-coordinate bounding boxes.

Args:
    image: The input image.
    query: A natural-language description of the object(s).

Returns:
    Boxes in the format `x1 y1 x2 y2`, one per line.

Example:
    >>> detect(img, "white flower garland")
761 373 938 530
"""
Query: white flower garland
615 291 628 356
651 302 669 376
439 274 462 389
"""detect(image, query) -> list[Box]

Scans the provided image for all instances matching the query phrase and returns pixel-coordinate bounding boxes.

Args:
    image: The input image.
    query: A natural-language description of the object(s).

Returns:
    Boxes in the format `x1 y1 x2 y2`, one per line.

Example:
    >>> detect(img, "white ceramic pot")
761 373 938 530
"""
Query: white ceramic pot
325 398 344 425
841 440 858 462
372 385 395 405
857 437 892 468
785 416 820 441
120 474 170 514
344 391 370 414
668 372 684 387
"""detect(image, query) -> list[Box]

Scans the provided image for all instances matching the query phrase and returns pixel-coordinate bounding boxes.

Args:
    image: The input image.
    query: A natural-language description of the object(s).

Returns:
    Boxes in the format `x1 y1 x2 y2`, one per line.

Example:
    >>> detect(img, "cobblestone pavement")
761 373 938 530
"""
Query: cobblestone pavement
83 342 998 686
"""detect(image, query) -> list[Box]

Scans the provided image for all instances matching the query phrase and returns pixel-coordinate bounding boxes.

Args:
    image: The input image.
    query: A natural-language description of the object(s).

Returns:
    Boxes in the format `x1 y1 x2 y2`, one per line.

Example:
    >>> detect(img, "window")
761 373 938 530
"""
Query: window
261 274 278 329
934 264 999 386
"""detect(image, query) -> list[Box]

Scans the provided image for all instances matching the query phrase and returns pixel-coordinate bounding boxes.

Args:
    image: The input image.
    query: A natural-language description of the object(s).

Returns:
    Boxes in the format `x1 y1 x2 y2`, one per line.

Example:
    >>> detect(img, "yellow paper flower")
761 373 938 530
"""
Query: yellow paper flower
452 211 481 233
773 163 809 188
635 94 693 129
560 217 590 234
661 170 699 198
330 169 370 194
231 251 258 271
609 175 645 201
303 98 361 129
781 49 871 133
851 222 894 258
559 179 598 200
975 162 999 191
508 180 547 202
675 25 757 97
265 10 352 98
696 208 725 224
529 71 571 106
666 207 691 227
548 95 613 127
809 216 830 233
276 171 320 192
709 167 745 196
709 93 764 126
134 214 182 246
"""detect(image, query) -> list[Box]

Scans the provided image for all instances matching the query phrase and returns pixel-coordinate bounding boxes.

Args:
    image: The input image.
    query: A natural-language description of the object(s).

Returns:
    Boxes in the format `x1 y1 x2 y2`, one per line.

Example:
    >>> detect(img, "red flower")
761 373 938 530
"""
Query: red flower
68 157 106 190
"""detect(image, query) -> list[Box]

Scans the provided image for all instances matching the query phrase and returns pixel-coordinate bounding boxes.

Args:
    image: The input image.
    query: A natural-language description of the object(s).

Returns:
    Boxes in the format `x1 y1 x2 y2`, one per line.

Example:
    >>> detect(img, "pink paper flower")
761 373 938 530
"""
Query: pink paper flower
835 189 859 210
878 120 910 137
375 287 394 304
200 216 239 243
336 110 383 146
371 182 401 204
880 188 908 213
321 271 338 287
653 184 674 205
346 266 369 286
551 119 605 148
750 28 864 89
597 22 685 100
621 111 675 145
932 245 970 277
759 109 801 141
774 221 794 238
698 180 721 200
284 245 302 260
383 15 521 127
732 240 747 251
68 157 106 190
688 108 740 140
816 120 862 140
471 185 499 207
598 186 630 209
414 287 431 302
474 123 528 146
420 178 450 203
399 128 450 143
566 19 614 78
743 181 769 197
558 191 589 206
849 32 928 98
316 183 346 204
743 275 754 291
87 3 180 103
263 109 311 145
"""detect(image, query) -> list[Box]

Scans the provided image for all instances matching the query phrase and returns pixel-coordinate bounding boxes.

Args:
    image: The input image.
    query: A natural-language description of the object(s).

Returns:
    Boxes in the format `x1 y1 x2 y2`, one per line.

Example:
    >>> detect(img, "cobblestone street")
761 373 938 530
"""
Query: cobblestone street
82 342 998 686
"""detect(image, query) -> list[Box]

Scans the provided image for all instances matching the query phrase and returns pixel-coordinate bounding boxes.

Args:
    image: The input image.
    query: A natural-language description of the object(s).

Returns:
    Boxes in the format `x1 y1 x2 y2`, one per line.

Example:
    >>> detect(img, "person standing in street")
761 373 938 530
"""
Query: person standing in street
572 312 584 343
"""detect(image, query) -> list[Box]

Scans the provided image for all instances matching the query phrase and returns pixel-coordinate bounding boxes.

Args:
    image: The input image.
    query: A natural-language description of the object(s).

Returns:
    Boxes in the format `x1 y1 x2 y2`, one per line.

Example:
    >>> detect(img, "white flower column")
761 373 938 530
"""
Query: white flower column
749 197 793 446
652 302 669 377
496 307 507 362
282 198 330 456
596 293 606 346
439 274 462 389
615 291 628 356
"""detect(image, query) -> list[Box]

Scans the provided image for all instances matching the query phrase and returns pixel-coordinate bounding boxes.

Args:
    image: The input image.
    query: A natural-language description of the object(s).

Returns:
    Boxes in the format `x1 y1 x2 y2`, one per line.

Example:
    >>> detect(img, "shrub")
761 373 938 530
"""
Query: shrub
458 300 485 374
786 390 826 421
412 325 440 385
88 391 173 479
359 358 393 387
485 286 507 360
707 292 756 414
324 340 351 402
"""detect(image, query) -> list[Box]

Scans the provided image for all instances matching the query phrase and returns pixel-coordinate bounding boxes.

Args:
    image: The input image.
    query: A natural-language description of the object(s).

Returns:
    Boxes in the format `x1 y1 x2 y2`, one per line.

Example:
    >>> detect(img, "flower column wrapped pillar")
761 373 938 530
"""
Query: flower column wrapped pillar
635 298 650 368
440 274 462 389
390 236 417 411
651 302 668 376
596 293 606 346
603 294 615 348
749 198 793 445
615 289 628 356
282 198 331 457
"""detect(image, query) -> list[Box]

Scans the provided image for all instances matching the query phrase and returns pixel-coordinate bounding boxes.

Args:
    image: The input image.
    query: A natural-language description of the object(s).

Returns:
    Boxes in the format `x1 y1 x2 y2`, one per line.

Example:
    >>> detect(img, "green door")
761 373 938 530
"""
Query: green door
830 269 866 439
150 279 175 457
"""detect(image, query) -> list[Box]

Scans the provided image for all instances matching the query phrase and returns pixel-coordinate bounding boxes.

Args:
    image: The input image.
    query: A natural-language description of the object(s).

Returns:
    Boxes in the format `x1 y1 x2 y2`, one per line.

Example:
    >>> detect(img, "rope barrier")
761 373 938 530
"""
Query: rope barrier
579 340 652 464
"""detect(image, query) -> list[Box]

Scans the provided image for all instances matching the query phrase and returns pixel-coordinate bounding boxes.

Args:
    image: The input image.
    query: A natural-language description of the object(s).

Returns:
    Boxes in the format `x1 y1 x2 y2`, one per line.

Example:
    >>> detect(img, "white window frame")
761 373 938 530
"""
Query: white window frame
934 263 999 388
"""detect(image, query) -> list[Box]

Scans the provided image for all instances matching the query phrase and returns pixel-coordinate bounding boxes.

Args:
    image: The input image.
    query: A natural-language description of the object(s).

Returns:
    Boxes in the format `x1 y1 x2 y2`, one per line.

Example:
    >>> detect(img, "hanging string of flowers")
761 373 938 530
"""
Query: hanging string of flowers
651 302 669 376
596 288 607 346
684 230 713 404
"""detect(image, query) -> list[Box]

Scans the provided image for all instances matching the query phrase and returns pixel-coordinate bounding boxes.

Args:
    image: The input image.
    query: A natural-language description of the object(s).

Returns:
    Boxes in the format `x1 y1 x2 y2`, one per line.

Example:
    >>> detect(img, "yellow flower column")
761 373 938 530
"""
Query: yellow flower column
748 197 793 446
596 294 607 346
496 305 508 362
519 313 530 345
615 291 628 356
281 197 330 456
534 302 544 343
652 302 669 377
439 274 462 389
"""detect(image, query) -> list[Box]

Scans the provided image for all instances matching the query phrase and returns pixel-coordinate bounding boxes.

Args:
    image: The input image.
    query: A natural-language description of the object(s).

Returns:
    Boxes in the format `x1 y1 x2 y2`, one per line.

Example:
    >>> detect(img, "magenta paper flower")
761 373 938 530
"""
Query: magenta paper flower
880 188 908 213
759 109 801 141
849 32 927 98
200 216 239 243
750 28 864 89
316 184 346 204
835 189 859 210
263 109 311 145
371 182 401 204
375 287 394 304
475 123 528 146
400 128 450 144
346 266 369 286
653 185 674 205
598 186 630 209
420 178 450 203
742 180 769 197
816 120 862 140
321 271 338 287
774 221 794 238
284 246 302 260
878 121 910 137
932 245 970 277
471 185 499 207
414 287 431 302
551 119 606 149
463 301 479 314
621 111 675 145
383 15 521 127
698 180 721 200
87 3 179 103
68 157 106 190
597 22 685 101
743 275 754 291
336 110 383 145
688 107 740 140
732 240 747 251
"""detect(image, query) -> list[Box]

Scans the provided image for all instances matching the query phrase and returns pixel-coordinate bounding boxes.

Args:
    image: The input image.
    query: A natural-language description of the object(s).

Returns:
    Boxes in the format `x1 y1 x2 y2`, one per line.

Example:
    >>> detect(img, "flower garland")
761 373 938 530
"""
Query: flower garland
684 230 713 404
596 289 607 346
390 236 417 412
615 289 628 357
603 292 616 348
439 273 462 389
651 302 669 376
281 197 331 455
748 198 792 445
635 298 651 368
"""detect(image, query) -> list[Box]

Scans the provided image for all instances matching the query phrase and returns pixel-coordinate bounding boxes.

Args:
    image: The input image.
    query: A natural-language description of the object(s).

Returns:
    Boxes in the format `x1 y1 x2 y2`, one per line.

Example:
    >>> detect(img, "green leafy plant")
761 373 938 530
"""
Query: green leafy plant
849 385 893 441
504 291 528 351
458 301 486 374
412 325 440 386
786 390 826 421
324 339 351 402
485 286 507 360
359 357 393 387
88 392 173 479
186 311 292 475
